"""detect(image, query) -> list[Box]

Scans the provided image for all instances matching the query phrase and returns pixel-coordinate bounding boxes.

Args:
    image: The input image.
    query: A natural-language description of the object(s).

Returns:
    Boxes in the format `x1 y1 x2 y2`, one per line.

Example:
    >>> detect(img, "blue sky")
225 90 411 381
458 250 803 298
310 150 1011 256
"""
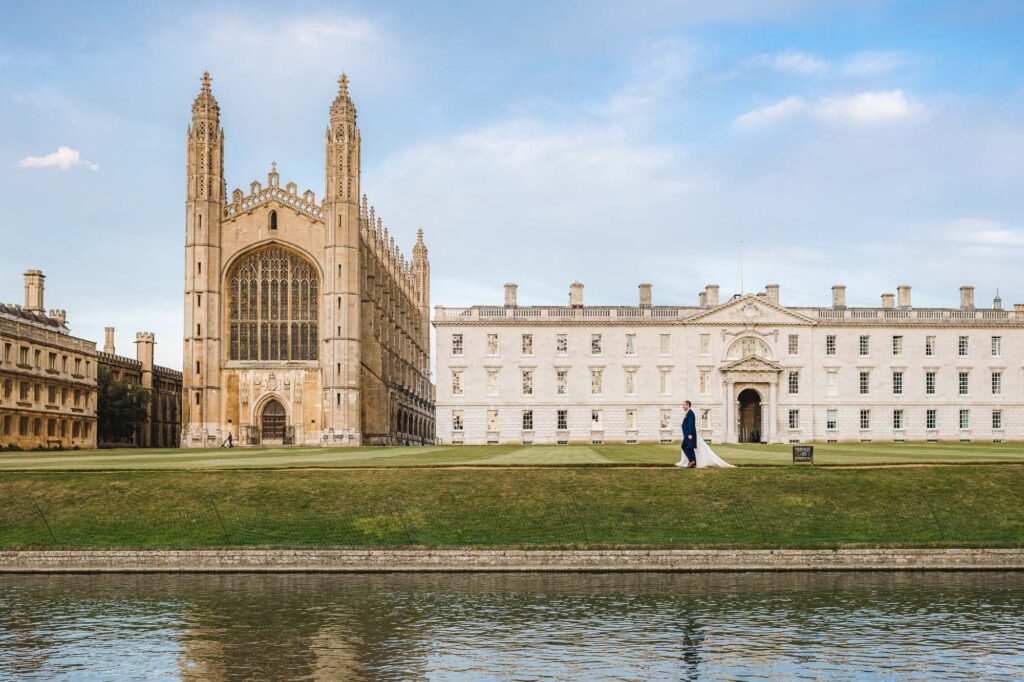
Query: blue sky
2 0 1023 368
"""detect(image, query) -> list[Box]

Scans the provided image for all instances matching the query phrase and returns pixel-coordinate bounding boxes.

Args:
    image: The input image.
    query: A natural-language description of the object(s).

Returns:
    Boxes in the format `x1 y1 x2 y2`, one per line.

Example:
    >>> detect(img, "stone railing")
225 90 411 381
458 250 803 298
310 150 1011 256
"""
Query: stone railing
806 308 1017 322
434 306 697 322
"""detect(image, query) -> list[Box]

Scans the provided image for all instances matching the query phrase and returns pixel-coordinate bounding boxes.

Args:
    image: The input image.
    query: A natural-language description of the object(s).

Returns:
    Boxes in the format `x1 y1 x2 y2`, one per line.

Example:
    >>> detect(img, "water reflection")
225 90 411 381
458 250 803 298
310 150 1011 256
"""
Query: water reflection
1 572 1023 680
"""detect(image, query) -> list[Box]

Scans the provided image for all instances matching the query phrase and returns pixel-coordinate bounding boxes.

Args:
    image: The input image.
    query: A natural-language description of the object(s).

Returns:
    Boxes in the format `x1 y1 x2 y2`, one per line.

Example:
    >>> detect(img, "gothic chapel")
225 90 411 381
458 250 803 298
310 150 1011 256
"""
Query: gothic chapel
182 73 435 447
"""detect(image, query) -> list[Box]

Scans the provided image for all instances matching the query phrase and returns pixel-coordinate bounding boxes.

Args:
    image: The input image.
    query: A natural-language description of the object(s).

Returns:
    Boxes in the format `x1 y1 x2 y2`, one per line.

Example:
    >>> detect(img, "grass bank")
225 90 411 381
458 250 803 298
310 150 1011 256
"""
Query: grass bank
2 465 1022 549
3 442 1024 470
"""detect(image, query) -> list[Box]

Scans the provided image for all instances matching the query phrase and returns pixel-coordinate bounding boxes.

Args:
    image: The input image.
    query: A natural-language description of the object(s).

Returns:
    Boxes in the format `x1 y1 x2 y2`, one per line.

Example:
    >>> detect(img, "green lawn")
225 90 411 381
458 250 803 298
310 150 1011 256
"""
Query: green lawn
1 465 1022 549
2 441 1024 470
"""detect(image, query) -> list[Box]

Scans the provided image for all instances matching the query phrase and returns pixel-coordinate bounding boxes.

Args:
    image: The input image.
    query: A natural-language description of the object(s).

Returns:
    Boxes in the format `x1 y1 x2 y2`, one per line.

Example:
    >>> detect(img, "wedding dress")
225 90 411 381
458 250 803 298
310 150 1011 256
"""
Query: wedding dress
677 435 735 468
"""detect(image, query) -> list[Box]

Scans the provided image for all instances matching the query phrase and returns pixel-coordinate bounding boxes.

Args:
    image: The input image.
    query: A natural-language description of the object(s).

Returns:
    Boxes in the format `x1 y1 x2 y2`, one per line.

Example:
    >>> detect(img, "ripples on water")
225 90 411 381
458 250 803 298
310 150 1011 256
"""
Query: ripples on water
1 572 1023 680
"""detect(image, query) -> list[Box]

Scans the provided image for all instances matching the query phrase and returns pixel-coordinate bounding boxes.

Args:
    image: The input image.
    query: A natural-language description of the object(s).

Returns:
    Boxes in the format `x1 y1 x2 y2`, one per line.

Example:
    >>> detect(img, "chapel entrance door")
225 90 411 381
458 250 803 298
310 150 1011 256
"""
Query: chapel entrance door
260 400 286 444
738 389 762 443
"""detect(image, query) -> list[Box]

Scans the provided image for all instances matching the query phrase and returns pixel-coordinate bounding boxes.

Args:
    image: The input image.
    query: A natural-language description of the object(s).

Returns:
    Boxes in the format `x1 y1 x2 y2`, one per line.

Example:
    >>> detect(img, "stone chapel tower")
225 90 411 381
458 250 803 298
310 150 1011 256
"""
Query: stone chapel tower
182 72 225 446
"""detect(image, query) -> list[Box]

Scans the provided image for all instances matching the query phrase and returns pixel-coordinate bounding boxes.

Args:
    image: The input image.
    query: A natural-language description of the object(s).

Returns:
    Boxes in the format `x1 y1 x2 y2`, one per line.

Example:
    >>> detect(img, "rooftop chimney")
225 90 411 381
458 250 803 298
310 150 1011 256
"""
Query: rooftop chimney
705 284 720 307
504 283 518 307
103 327 116 355
699 290 708 307
49 309 66 326
135 332 155 390
832 284 846 309
881 293 895 309
638 283 652 308
569 281 584 308
765 284 780 304
23 270 45 313
897 284 912 309
960 285 975 310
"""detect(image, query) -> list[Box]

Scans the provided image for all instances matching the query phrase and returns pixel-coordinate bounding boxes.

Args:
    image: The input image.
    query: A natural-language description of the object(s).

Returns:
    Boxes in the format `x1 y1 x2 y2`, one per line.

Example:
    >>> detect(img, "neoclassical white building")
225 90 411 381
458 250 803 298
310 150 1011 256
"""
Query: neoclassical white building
434 281 1022 445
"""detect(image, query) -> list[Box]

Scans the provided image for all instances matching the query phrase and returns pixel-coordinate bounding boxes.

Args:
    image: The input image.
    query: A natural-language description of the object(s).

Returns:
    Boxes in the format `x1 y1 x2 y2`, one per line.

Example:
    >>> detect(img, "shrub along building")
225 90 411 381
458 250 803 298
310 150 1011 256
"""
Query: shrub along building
0 270 97 449
181 73 434 448
435 281 1023 445
96 328 182 448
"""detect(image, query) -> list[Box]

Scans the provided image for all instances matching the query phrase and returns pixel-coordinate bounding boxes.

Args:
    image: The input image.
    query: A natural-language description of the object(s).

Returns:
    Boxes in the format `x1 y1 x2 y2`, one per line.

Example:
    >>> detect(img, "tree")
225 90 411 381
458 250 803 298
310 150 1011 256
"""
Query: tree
97 366 150 444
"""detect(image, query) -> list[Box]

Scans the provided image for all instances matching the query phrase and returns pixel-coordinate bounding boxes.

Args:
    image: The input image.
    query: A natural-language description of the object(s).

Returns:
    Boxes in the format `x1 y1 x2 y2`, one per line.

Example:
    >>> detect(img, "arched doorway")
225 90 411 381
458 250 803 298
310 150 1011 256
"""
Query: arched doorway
260 399 286 443
738 389 762 443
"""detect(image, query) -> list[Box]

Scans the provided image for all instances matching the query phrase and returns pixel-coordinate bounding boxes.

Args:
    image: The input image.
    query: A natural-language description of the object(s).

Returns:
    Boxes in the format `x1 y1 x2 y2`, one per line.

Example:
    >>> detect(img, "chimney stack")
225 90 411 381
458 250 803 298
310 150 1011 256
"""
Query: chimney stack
103 327 116 355
569 281 584 308
49 309 66 326
699 290 707 307
23 270 45 313
765 284 780 304
897 284 912 309
135 332 155 390
705 284 720 307
638 283 652 308
960 285 975 310
832 284 846 309
504 283 518 307
881 293 895 309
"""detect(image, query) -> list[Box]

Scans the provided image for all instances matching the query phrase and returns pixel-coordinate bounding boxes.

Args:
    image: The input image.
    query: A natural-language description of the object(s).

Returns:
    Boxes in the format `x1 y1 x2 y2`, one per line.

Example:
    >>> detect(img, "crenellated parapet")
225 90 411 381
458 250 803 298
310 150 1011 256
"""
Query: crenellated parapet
224 164 325 222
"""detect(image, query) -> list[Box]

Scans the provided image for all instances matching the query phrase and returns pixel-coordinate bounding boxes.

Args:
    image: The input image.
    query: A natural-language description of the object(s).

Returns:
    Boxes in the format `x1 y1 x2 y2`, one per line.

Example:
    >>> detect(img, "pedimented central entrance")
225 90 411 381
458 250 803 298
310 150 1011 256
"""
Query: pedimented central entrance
738 388 762 443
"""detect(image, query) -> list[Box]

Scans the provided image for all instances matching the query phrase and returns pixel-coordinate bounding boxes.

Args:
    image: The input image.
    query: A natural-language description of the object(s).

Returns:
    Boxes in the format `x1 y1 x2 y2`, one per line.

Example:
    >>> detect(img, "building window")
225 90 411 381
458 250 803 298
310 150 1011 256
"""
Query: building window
859 335 870 357
486 369 500 396
788 371 799 395
452 411 464 432
591 409 602 429
925 335 936 356
992 371 1002 395
48 352 57 370
269 210 278 230
451 334 463 356
591 334 603 355
660 334 671 355
19 381 29 401
788 409 799 429
826 370 838 397
521 334 533 356
860 409 871 430
451 369 463 396
699 334 710 355
826 335 837 356
959 371 969 396
227 246 319 361
3 379 12 399
699 370 710 395
700 409 710 430
859 371 870 395
555 333 568 355
892 371 903 395
557 409 568 430
660 408 672 429
487 409 498 431
926 409 937 430
19 416 29 436
925 371 936 395
624 369 637 396
521 369 534 395
892 335 903 356
487 333 499 356
522 410 533 431
788 334 799 355
960 409 970 430
993 409 1003 430
556 369 569 395
893 409 904 430
826 409 838 430
591 368 603 395
625 408 636 430
958 335 969 356
992 336 1002 357
659 369 671 396
625 333 637 356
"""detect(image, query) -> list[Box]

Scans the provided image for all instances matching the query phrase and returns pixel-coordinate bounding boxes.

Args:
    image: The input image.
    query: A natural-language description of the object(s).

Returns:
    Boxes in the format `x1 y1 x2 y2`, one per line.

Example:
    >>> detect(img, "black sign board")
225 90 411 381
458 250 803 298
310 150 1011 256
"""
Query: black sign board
792 445 814 464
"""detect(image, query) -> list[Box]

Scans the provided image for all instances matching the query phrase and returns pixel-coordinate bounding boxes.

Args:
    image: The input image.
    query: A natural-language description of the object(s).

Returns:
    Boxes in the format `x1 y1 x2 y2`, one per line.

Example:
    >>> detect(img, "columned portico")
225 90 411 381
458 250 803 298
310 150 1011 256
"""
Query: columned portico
718 355 782 444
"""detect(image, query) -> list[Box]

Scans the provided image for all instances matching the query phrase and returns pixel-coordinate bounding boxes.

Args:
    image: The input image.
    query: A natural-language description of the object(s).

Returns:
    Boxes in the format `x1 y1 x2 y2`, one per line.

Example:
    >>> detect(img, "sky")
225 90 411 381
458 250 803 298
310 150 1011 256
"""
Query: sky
2 0 1023 369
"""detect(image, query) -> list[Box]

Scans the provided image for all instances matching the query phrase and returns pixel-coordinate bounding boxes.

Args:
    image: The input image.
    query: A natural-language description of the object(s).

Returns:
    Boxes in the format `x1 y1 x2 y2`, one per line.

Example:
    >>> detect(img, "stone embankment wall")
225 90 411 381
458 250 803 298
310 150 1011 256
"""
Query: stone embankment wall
2 549 1023 573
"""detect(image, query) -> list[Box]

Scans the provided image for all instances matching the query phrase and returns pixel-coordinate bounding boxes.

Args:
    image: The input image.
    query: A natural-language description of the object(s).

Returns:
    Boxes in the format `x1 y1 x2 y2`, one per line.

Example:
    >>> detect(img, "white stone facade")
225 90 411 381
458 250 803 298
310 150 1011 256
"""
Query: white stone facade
434 283 1023 445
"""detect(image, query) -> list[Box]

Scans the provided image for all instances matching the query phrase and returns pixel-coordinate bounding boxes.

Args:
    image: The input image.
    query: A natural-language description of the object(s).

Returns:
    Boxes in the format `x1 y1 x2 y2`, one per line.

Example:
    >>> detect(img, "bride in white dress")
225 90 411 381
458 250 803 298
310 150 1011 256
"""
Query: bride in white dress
676 420 735 468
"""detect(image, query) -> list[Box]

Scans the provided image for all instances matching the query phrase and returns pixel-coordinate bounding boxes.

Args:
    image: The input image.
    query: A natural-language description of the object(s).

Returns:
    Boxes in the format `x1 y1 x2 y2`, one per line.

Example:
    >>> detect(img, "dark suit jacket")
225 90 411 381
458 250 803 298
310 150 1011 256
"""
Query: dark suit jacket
681 409 697 449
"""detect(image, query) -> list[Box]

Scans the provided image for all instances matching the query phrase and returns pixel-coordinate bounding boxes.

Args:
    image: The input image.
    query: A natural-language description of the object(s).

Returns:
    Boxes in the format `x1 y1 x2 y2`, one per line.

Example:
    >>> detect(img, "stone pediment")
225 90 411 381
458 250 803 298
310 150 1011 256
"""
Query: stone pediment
719 355 783 373
686 294 816 326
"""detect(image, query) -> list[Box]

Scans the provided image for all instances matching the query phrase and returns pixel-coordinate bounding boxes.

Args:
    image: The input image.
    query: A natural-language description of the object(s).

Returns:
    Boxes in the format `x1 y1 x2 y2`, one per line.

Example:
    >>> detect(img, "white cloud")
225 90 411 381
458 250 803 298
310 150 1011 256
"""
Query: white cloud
841 51 910 77
736 90 918 128
941 219 1024 249
17 146 99 171
745 51 827 74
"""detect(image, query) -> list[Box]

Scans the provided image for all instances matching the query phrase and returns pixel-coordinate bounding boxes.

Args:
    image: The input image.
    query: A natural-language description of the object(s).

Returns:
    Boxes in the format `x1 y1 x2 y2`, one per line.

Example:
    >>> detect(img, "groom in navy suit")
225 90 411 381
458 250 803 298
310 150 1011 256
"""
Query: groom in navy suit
681 400 697 468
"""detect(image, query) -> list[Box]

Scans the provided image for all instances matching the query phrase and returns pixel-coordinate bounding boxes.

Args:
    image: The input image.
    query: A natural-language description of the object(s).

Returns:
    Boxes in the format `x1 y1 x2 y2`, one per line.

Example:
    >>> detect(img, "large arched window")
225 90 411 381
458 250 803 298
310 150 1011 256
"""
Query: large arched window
228 246 319 361
726 336 772 360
